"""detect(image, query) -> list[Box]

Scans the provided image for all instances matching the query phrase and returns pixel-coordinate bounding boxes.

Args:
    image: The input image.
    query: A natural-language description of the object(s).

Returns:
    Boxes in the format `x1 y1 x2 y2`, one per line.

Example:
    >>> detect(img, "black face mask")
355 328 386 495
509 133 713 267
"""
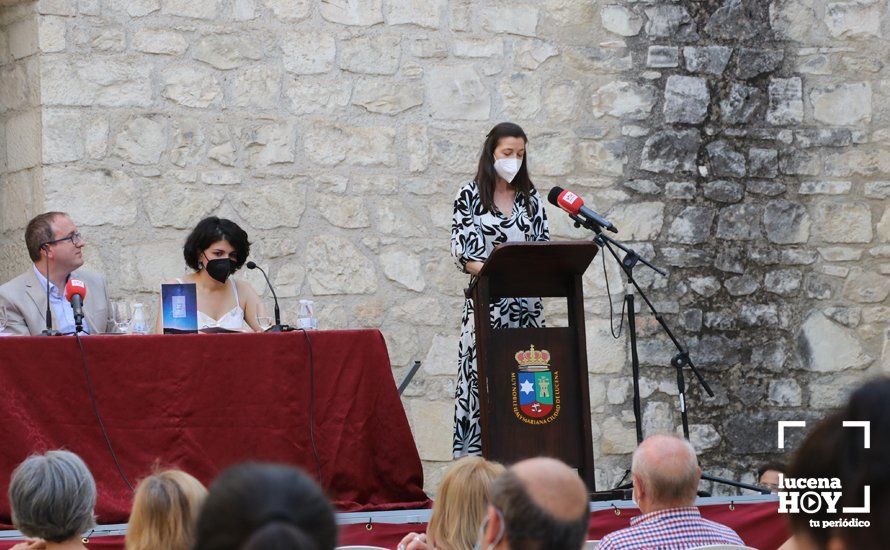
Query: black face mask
203 257 235 283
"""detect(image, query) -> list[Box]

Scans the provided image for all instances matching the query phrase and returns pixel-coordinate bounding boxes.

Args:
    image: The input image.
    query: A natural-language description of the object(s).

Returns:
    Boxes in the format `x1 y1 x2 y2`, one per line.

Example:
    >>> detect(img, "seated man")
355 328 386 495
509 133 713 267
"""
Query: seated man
0 212 111 335
476 457 590 550
598 434 745 550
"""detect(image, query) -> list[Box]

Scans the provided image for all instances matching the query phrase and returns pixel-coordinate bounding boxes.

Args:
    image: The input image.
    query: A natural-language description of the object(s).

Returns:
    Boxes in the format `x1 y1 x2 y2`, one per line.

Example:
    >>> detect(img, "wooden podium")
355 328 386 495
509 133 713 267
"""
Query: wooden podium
472 241 599 490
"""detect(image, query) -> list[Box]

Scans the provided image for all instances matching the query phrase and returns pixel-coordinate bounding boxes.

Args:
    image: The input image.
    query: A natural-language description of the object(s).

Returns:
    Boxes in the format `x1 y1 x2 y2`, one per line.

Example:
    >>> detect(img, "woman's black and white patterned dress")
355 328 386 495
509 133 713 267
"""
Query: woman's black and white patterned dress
450 180 550 457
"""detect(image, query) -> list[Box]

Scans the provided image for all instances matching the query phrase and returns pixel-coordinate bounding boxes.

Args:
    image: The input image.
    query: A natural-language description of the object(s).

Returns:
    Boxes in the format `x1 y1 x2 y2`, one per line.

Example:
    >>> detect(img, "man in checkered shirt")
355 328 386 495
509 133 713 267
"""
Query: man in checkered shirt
598 434 746 550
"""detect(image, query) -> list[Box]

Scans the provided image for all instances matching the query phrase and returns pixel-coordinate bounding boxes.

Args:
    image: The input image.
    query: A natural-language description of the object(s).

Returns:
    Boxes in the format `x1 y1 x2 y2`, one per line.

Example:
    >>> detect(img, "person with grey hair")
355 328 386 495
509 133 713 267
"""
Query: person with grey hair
7 450 97 550
598 434 745 549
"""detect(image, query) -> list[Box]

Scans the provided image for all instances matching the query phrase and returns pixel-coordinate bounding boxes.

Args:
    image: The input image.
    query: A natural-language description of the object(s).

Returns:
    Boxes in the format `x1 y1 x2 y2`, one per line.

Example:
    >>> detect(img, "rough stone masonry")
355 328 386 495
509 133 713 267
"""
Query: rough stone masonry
0 0 887 494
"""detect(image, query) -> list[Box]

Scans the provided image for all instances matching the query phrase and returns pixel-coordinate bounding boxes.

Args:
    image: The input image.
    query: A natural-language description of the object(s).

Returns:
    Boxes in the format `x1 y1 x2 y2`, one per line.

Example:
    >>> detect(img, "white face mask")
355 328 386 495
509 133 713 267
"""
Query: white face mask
493 157 521 183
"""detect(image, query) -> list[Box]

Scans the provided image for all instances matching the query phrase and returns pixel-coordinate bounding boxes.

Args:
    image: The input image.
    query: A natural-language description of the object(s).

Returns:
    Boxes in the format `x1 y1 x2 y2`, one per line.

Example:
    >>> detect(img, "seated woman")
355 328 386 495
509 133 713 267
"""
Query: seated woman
8 450 97 550
156 217 263 333
126 469 208 550
399 457 505 550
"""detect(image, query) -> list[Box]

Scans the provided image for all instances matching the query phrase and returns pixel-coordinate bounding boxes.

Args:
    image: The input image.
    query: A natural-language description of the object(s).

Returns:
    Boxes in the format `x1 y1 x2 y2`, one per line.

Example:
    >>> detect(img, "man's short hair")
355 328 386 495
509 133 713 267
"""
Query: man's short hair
9 450 97 542
489 469 589 550
632 435 699 506
756 461 787 479
25 212 67 262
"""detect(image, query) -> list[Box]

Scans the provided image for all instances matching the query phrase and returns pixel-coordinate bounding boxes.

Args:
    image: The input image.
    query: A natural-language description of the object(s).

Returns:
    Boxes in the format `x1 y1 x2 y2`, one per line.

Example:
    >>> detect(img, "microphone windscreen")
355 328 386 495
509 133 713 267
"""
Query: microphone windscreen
547 186 564 206
246 261 257 269
65 279 87 301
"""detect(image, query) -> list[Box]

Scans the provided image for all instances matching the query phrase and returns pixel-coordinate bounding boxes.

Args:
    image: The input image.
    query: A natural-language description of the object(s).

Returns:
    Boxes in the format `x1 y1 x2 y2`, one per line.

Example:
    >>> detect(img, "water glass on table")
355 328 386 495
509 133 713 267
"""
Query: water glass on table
111 301 131 334
256 300 274 332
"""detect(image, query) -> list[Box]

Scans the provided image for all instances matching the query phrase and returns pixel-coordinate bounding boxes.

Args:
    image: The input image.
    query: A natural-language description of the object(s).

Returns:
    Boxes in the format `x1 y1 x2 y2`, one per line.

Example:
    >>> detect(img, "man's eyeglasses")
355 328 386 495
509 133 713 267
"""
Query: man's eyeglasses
43 232 84 247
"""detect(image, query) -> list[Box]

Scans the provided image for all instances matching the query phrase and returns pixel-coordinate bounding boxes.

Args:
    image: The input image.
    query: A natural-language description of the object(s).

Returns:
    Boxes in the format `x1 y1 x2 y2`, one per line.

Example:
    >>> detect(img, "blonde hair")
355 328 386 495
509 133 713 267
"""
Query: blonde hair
125 469 208 550
427 457 505 550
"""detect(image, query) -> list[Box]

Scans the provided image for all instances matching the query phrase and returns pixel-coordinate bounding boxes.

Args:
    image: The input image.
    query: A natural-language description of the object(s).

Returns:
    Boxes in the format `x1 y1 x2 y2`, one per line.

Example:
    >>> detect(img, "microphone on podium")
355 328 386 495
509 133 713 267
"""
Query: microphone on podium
547 186 618 233
65 279 87 333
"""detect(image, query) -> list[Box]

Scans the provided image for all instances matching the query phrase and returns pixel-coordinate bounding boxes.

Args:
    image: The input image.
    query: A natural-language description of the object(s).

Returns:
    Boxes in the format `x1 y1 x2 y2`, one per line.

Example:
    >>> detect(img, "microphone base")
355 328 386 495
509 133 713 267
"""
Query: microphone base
264 324 296 333
41 329 63 336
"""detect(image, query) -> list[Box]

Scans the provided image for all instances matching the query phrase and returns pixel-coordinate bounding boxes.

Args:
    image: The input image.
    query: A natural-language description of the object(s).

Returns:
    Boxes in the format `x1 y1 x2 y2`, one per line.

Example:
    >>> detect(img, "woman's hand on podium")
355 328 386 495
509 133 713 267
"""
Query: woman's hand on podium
397 532 429 550
466 261 484 276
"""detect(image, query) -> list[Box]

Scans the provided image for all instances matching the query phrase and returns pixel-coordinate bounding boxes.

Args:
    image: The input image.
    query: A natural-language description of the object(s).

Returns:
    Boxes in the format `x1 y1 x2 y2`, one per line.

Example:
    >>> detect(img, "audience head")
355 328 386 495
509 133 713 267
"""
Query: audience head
631 434 700 514
788 376 890 550
8 450 96 543
193 462 336 550
480 457 589 550
183 217 251 275
25 212 85 273
756 460 787 493
125 468 208 550
427 457 505 550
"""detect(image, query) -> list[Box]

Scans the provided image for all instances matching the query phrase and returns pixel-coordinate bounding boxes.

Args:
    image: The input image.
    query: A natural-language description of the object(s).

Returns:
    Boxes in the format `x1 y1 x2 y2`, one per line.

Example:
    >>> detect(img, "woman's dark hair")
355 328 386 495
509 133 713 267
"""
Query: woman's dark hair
474 122 534 216
788 376 890 549
192 463 337 550
182 217 250 272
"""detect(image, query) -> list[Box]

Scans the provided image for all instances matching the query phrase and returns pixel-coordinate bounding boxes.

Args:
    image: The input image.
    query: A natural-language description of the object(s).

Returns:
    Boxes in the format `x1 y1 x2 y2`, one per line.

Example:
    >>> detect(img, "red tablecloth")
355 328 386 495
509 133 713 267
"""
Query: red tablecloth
0 330 430 527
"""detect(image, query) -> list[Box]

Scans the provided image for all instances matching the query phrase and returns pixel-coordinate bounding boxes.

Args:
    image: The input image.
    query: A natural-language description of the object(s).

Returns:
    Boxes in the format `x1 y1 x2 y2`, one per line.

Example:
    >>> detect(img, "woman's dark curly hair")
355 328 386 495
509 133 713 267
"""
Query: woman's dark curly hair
183 217 251 272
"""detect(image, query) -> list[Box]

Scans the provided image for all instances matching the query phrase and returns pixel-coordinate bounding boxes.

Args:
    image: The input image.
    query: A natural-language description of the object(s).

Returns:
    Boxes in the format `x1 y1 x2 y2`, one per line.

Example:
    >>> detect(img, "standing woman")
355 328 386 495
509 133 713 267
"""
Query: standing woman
451 122 549 458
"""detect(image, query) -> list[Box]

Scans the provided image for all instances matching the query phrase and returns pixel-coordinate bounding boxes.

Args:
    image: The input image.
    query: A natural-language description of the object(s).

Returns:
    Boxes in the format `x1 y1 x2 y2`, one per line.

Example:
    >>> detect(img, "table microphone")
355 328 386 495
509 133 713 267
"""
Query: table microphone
65 279 87 333
548 186 618 233
246 261 292 332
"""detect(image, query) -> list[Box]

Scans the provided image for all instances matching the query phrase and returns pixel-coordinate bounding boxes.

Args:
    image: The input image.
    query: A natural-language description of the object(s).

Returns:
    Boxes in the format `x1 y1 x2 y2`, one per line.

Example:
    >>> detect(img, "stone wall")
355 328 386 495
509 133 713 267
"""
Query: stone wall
0 0 887 496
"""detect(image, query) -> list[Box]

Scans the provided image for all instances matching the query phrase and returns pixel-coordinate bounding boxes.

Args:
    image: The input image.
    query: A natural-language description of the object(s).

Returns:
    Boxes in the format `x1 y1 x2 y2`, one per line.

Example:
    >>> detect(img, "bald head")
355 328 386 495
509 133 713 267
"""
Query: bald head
511 458 588 521
489 458 589 549
632 434 700 509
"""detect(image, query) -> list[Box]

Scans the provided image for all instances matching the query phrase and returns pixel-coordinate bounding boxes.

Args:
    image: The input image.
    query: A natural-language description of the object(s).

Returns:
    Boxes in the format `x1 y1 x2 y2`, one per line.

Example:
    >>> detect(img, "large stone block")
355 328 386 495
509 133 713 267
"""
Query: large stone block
606 202 664 240
825 0 882 38
500 72 541 120
600 4 643 36
41 57 152 107
385 0 443 28
668 206 714 244
144 183 222 228
0 169 40 232
380 249 425 292
427 65 490 120
42 109 83 164
9 18 38 60
515 39 557 70
705 141 746 178
812 202 873 243
720 82 761 125
231 65 281 110
233 180 306 229
44 168 137 226
38 16 66 53
748 148 778 178
265 0 311 20
646 46 679 68
133 29 189 55
767 77 803 125
319 0 383 25
6 110 41 172
305 235 377 295
106 0 159 16
683 45 731 75
0 64 30 113
736 48 783 79
284 76 350 114
281 31 336 74
716 204 762 240
644 4 698 40
272 262 305 298
352 77 423 115
579 140 626 176
162 65 223 108
641 129 701 174
114 116 166 165
407 399 454 461
161 0 220 19
340 34 401 75
842 268 890 303
591 81 657 120
763 200 810 244
811 82 871 126
798 311 872 372
316 194 370 228
530 133 574 176
245 123 295 168
195 34 262 70
303 121 396 167
705 0 767 40
543 81 581 122
600 417 636 455
481 5 539 37
663 75 709 124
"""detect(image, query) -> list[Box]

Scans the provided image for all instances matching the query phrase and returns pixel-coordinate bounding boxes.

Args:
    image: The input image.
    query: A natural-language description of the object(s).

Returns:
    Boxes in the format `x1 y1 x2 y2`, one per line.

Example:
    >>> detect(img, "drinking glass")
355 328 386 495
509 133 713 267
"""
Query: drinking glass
256 300 274 332
0 305 7 333
112 301 131 334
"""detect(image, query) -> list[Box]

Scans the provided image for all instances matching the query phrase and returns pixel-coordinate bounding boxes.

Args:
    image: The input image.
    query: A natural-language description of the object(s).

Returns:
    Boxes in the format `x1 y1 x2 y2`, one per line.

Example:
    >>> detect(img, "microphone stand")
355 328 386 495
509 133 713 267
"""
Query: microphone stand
571 215 765 495
42 255 61 336
247 263 294 332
